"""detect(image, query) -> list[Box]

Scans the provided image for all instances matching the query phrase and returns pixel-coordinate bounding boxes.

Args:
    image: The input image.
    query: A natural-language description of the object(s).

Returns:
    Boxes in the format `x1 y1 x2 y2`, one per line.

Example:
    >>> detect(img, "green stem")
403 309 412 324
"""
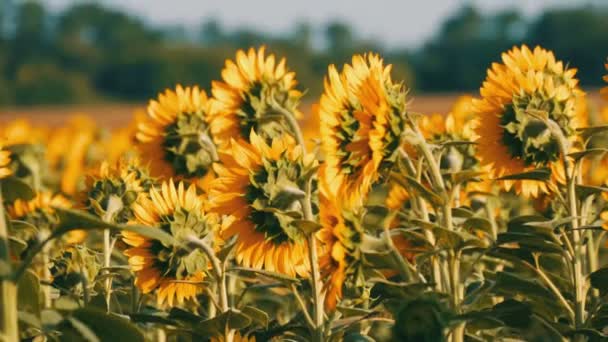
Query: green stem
400 148 442 291
278 103 324 341
0 190 18 341
103 229 111 312
546 118 585 332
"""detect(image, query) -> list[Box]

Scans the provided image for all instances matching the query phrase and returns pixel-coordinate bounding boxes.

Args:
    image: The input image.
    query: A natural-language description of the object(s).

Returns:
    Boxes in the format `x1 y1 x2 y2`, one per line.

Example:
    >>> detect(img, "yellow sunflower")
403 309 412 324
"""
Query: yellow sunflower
473 45 583 197
210 332 255 342
209 46 302 146
207 131 315 277
8 191 85 245
0 144 12 179
317 168 367 311
319 53 407 208
83 158 152 224
602 60 608 100
136 85 217 184
123 180 219 307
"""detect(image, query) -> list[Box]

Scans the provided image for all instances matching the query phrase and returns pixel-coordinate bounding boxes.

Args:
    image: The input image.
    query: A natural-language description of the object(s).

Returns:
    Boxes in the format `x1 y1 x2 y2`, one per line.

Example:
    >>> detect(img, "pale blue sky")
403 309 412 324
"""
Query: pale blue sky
43 0 600 47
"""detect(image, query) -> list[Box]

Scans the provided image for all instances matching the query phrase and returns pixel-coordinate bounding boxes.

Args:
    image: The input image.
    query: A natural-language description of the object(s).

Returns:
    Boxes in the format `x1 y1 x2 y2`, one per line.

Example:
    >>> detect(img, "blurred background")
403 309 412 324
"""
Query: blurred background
0 0 607 121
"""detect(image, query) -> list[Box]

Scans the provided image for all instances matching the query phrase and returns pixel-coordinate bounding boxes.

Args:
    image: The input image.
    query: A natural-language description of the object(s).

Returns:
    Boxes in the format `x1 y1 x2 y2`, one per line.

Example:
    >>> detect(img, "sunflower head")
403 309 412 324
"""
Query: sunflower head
49 245 100 296
7 191 85 253
474 45 583 196
208 131 316 277
210 46 303 146
0 144 12 179
123 180 219 307
318 173 365 311
84 158 153 224
320 53 407 208
137 85 217 179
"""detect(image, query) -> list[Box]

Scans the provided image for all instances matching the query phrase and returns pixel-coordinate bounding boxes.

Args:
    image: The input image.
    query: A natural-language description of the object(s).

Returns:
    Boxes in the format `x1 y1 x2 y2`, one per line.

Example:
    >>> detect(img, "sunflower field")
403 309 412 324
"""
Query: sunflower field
1 45 608 342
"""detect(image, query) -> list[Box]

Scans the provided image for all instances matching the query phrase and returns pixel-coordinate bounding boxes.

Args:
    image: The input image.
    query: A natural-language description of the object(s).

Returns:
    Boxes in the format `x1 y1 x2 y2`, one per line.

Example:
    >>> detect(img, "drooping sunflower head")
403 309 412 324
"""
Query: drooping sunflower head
0 144 12 179
208 131 316 277
317 171 364 311
210 46 303 146
474 45 583 197
84 158 153 224
7 191 85 248
123 179 220 307
49 245 100 296
136 85 217 180
320 53 407 208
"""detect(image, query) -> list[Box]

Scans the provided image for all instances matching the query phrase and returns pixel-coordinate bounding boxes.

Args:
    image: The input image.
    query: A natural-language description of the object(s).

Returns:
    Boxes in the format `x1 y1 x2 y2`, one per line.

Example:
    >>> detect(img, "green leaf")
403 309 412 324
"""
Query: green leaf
589 268 608 295
576 185 608 199
292 219 322 234
53 207 175 246
496 168 551 181
462 217 493 233
17 269 41 316
568 148 608 162
391 173 444 206
241 305 269 329
1 176 35 202
61 308 144 342
228 266 300 283
194 309 251 337
447 170 486 185
577 125 608 140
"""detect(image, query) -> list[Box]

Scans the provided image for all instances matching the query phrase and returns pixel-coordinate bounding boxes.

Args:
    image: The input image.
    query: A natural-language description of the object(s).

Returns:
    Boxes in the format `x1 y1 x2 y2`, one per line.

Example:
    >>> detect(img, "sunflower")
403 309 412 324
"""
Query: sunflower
473 45 583 197
602 60 608 100
210 332 255 342
123 180 219 307
317 169 364 310
0 144 12 179
8 191 85 246
207 131 315 277
83 158 152 224
209 46 303 146
136 85 217 184
320 53 407 208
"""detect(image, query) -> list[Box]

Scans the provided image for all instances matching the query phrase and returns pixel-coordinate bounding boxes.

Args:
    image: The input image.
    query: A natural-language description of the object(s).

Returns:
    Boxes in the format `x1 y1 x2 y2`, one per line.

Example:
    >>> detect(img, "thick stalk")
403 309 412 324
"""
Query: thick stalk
400 148 442 291
278 102 324 340
0 191 18 342
412 123 464 341
103 229 111 312
302 180 324 341
545 117 585 333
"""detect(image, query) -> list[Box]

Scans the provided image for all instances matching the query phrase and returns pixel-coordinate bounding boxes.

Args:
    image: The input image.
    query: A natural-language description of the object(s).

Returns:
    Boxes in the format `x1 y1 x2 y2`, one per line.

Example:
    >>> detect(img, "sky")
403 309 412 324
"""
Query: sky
43 0 597 48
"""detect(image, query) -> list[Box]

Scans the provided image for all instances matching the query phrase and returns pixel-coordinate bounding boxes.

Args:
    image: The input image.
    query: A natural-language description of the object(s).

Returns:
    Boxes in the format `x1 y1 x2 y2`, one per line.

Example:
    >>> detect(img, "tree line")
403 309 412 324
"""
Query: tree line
0 2 607 105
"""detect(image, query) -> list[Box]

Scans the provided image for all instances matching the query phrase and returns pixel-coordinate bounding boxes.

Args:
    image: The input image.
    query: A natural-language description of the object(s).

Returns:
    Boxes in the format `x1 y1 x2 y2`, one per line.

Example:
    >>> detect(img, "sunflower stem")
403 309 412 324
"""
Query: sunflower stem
545 117 586 335
277 102 324 340
0 189 19 342
398 148 442 291
302 176 325 341
410 118 464 341
270 102 307 154
185 235 228 312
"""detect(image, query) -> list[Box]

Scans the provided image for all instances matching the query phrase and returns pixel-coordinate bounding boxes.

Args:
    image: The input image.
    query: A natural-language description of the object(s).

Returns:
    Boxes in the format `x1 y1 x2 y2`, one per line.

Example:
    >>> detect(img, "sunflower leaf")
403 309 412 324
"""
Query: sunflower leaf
228 266 300 283
390 173 444 206
495 168 551 181
568 148 608 162
194 309 251 337
52 207 175 246
0 176 35 202
293 219 322 235
577 125 608 141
